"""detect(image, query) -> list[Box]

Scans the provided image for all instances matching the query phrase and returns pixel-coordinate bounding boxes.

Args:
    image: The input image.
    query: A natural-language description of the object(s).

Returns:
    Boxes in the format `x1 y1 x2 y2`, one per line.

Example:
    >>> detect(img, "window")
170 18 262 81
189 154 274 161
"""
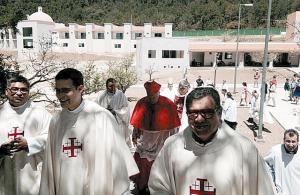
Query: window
115 33 123 39
135 33 142 39
23 39 33 48
81 33 86 39
154 33 162 37
162 50 184 58
134 44 136 48
65 32 69 39
23 27 32 37
97 33 104 39
148 50 156 58
63 43 68 47
78 43 85 47
225 52 232 59
114 44 121 48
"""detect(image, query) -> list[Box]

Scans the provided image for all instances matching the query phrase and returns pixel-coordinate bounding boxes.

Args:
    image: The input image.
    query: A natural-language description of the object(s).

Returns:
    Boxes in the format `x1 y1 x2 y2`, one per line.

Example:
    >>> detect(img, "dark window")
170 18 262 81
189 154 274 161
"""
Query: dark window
65 32 69 39
81 33 86 39
148 50 156 58
98 33 104 39
114 44 121 48
154 33 162 37
78 43 85 47
23 27 32 37
162 50 184 58
23 39 33 48
225 52 232 59
134 44 136 48
115 33 123 39
63 43 68 47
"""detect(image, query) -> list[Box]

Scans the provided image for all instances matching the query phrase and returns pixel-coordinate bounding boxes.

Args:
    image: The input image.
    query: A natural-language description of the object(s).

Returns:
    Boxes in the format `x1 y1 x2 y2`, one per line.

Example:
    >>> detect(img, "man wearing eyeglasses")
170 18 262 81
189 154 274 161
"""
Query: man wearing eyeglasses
0 75 52 195
149 87 276 195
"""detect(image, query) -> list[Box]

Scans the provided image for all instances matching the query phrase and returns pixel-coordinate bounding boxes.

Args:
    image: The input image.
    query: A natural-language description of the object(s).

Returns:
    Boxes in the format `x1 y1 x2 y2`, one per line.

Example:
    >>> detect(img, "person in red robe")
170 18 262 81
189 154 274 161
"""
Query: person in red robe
130 80 181 195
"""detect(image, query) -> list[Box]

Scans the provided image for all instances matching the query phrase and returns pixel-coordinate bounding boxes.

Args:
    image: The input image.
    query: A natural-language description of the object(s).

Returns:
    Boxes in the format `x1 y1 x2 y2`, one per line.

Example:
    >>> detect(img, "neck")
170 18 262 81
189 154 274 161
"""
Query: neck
192 129 218 145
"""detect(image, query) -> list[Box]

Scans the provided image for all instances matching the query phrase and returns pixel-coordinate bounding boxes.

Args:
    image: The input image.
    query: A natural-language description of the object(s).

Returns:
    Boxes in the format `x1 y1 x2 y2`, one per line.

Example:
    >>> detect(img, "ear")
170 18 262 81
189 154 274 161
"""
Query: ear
78 85 84 92
5 88 9 96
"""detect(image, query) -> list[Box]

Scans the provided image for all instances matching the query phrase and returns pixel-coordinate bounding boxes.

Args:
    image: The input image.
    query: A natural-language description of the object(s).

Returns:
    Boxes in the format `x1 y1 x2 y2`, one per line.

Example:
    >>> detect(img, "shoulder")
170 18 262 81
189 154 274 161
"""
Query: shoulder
162 131 185 152
83 99 107 113
28 101 52 115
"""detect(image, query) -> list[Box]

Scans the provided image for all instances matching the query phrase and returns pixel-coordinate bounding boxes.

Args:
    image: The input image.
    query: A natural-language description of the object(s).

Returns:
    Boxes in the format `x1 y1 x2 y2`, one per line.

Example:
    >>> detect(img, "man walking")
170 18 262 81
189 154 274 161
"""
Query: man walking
149 87 276 195
0 75 51 195
130 80 180 194
265 129 300 195
40 68 138 195
97 78 131 147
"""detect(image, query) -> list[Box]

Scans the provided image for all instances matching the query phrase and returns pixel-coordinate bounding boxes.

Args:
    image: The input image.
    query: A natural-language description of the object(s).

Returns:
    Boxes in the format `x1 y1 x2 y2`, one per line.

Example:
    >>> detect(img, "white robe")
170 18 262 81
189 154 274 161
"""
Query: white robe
0 100 51 195
39 100 138 195
161 87 176 102
97 90 131 146
264 144 300 195
149 123 276 195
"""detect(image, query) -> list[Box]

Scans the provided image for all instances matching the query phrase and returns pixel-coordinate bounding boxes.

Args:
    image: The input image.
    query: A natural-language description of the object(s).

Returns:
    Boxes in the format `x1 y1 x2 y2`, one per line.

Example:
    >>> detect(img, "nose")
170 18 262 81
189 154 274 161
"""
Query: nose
194 113 205 122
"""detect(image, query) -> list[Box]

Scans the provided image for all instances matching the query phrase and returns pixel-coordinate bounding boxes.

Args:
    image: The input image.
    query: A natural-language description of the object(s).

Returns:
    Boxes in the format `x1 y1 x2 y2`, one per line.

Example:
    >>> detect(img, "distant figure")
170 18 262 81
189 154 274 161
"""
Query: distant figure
205 78 213 86
174 79 191 120
284 78 290 100
148 87 276 195
220 80 229 104
247 90 259 124
293 79 300 104
196 76 204 87
96 78 132 147
267 80 277 107
253 70 260 88
265 129 300 195
130 80 181 195
161 78 176 102
240 82 249 106
222 92 237 130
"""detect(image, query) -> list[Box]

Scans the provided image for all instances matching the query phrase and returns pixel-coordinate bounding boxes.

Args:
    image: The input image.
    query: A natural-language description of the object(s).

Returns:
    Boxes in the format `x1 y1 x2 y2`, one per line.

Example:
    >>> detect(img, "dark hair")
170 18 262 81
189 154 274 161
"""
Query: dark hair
7 75 30 89
106 78 116 87
55 68 83 87
186 87 221 113
226 92 234 100
284 129 299 141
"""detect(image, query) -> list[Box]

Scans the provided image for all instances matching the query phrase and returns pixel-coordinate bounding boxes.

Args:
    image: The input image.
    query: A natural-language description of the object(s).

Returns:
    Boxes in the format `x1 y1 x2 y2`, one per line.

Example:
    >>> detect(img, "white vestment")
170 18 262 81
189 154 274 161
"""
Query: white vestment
39 100 138 195
149 123 276 195
0 101 51 195
97 90 131 146
265 144 300 195
222 97 237 122
161 87 176 102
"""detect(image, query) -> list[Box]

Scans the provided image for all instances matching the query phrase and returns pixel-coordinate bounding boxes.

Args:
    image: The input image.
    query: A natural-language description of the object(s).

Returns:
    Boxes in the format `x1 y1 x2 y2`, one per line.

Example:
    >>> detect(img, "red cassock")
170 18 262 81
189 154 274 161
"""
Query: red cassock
130 96 181 131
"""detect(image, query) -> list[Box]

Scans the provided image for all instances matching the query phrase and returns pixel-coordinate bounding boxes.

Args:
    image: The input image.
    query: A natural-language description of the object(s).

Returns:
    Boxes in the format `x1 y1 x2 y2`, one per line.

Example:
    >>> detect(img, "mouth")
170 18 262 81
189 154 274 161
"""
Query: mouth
59 99 69 104
193 123 209 130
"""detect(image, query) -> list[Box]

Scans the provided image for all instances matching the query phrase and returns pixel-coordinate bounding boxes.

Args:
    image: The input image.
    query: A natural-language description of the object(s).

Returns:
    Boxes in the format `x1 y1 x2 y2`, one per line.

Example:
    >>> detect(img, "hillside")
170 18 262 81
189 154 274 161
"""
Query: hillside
0 0 299 31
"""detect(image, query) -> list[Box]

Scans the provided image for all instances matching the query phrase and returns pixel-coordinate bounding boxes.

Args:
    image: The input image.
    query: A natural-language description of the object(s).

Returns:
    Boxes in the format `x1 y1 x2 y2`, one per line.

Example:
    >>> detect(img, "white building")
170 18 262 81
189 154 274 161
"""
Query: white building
1 7 300 69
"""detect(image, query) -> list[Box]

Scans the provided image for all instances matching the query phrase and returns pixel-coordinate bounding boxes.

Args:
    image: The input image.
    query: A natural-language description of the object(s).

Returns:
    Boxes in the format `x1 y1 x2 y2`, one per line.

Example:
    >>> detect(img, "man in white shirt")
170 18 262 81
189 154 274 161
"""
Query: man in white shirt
265 129 300 195
222 92 237 130
97 78 131 147
161 78 176 102
39 68 138 195
149 87 276 195
0 75 51 195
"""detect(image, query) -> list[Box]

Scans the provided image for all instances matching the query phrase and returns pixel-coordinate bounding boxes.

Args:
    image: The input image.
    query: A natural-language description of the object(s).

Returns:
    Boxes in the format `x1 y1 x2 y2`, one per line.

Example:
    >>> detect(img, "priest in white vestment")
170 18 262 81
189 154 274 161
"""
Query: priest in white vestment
40 68 138 195
265 129 300 195
149 87 276 195
0 75 51 195
96 78 131 147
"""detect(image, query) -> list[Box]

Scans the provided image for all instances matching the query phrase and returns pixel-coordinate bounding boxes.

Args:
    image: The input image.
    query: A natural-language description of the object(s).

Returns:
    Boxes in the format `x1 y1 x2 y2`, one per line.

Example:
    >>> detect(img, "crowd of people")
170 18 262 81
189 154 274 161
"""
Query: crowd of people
0 68 298 195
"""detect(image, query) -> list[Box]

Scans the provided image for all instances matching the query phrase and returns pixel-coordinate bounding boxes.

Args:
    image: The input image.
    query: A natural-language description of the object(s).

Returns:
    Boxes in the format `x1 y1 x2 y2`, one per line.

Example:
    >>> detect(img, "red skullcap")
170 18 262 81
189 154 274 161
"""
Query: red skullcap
144 80 161 95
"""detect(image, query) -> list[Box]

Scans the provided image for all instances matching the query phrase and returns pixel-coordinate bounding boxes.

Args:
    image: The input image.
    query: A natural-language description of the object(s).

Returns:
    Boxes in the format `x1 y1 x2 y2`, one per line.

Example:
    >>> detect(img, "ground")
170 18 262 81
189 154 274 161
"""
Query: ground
126 67 297 156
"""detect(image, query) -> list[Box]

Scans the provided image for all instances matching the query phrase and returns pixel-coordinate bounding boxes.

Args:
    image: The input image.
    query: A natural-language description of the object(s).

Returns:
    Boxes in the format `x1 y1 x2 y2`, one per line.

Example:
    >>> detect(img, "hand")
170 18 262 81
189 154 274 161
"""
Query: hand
0 142 14 156
11 137 28 153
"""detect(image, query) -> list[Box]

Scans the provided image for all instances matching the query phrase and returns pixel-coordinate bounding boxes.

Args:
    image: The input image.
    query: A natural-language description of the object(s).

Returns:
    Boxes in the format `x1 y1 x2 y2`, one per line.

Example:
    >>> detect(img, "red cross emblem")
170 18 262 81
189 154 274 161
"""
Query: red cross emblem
7 127 24 141
190 178 216 195
62 138 83 158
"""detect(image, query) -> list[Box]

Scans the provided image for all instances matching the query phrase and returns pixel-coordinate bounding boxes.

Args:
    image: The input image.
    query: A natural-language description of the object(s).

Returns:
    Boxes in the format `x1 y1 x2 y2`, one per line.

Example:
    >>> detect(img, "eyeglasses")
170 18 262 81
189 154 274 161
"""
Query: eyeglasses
187 108 217 120
7 87 29 94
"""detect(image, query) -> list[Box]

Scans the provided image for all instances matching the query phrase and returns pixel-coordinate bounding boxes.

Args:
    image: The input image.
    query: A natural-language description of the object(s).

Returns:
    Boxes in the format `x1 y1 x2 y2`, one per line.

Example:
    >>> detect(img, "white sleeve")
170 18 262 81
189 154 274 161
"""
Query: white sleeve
27 109 52 156
149 147 172 195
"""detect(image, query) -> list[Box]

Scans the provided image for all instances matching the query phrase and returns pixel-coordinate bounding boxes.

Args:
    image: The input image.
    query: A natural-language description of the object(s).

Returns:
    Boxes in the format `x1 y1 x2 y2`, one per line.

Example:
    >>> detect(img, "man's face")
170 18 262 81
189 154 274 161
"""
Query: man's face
5 82 29 107
106 81 116 94
167 83 173 90
178 86 189 96
187 96 221 140
55 79 84 110
147 92 160 104
284 134 299 152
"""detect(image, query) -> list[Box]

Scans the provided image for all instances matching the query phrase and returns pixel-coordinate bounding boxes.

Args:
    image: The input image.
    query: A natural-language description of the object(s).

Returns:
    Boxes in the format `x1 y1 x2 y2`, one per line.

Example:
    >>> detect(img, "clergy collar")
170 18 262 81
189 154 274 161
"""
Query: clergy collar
67 99 85 114
192 129 218 146
284 145 298 154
